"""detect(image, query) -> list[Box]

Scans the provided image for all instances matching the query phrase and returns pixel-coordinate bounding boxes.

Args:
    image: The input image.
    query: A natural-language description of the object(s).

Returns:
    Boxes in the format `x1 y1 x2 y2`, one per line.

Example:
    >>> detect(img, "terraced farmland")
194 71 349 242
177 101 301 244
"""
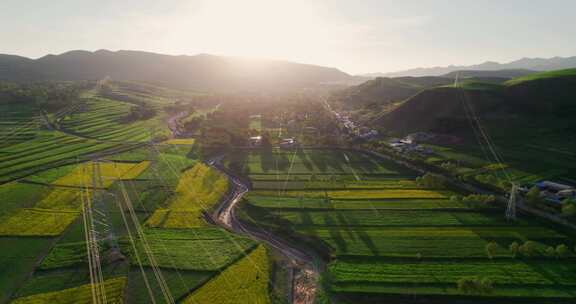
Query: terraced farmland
0 131 143 183
0 104 42 147
58 98 159 142
237 148 576 302
0 82 279 304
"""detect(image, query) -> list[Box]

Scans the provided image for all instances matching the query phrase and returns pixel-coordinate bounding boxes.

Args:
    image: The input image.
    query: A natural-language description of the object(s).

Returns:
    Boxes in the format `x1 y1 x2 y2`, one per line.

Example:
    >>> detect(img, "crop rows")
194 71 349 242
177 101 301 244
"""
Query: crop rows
182 245 270 304
59 98 154 142
145 163 229 228
236 149 576 300
11 277 127 304
121 228 256 271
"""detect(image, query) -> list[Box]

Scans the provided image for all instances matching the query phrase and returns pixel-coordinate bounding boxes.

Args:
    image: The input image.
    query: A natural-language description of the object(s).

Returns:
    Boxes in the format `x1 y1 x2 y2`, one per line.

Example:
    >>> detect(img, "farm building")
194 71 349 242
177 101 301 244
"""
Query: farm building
249 136 262 147
280 138 297 149
527 181 576 204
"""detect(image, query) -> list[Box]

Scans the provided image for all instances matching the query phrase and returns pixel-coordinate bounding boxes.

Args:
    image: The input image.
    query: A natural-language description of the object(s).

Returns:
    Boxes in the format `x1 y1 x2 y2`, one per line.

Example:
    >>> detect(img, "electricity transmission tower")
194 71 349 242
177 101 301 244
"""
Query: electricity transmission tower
90 160 119 252
506 183 518 221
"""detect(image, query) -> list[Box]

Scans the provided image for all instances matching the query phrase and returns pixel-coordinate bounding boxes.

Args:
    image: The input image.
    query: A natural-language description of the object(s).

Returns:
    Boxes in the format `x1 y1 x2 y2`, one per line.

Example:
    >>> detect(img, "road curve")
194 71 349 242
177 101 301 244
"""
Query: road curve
207 157 319 304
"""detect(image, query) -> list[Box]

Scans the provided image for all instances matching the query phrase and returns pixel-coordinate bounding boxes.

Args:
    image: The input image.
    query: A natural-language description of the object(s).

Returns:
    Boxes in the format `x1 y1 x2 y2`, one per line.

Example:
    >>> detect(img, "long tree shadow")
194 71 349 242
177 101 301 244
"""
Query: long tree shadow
298 210 317 238
334 210 357 243
322 212 347 253
346 210 380 256
275 150 291 172
226 148 250 176
348 152 380 174
323 152 346 173
296 148 314 172
308 149 328 173
259 145 274 173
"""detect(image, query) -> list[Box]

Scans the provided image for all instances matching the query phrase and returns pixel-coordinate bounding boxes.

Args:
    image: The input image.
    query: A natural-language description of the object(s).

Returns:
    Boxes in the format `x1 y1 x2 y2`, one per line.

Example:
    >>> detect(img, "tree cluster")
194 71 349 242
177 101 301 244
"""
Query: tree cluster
415 173 446 189
457 277 494 294
561 199 576 218
123 104 156 122
0 81 87 110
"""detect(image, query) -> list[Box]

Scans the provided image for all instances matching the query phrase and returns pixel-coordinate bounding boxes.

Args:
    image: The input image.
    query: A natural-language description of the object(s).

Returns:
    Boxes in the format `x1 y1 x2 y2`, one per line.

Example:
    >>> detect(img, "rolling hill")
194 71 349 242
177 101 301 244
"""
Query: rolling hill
375 69 576 136
0 50 355 91
330 76 454 109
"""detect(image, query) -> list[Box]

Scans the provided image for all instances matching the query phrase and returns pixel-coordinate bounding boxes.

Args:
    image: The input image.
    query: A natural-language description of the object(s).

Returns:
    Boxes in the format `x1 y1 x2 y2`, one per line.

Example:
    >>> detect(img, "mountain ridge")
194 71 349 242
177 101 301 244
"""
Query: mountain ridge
365 56 576 77
0 49 356 91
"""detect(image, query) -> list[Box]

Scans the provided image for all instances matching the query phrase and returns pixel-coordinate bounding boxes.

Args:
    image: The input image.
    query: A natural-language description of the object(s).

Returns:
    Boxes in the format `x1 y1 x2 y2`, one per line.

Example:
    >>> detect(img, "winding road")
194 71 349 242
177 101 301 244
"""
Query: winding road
207 157 319 304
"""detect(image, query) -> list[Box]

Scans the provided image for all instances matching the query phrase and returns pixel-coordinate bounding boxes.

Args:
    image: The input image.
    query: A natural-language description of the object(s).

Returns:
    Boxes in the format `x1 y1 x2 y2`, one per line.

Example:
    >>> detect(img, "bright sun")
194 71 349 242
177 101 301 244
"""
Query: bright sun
149 0 363 65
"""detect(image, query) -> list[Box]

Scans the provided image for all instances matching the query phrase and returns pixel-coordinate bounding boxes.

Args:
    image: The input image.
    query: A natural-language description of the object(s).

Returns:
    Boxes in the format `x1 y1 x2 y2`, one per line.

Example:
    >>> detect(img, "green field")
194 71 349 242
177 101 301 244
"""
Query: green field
3 75 576 304
0 81 277 304
121 228 256 271
236 148 576 302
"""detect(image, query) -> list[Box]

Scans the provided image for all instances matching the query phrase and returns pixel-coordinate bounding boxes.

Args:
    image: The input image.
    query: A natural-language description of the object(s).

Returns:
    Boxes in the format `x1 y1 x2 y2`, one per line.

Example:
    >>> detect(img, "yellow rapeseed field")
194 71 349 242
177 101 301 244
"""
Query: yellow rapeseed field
182 245 270 304
11 277 126 304
36 188 82 211
0 208 79 236
52 161 150 187
0 161 150 236
163 138 196 145
146 163 229 228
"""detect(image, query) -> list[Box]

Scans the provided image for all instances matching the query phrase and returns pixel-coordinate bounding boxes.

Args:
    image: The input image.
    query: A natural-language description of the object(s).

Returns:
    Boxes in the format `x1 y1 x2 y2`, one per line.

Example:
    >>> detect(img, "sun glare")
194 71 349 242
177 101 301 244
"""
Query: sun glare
151 0 358 64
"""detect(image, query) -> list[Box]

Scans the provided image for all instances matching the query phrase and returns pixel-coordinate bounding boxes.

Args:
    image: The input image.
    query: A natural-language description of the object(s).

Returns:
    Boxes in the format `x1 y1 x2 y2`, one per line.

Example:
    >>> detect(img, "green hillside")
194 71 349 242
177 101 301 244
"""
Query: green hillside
505 68 576 85
331 76 453 109
372 68 576 181
376 68 576 135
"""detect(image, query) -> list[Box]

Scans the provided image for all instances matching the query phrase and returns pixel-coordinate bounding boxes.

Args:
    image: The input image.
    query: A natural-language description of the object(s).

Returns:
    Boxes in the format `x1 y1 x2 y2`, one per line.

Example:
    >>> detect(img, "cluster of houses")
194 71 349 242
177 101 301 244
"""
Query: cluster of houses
279 137 297 149
248 136 262 147
521 181 576 205
388 133 434 156
334 112 356 131
248 135 298 149
387 132 464 156
333 112 379 140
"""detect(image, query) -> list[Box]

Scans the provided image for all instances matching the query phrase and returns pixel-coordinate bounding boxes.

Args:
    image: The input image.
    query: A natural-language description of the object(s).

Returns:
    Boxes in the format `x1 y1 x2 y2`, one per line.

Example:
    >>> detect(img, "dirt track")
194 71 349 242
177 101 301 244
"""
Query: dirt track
208 158 319 304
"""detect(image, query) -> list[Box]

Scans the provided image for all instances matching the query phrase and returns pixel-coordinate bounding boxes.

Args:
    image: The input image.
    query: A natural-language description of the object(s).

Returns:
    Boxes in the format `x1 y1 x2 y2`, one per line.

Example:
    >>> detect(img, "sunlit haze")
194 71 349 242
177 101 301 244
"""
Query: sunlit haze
2 0 576 73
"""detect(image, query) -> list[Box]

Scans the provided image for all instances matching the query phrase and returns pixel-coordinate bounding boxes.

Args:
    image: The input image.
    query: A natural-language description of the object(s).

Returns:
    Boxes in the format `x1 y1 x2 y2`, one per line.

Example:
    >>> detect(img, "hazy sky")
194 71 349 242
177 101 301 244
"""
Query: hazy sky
2 0 575 74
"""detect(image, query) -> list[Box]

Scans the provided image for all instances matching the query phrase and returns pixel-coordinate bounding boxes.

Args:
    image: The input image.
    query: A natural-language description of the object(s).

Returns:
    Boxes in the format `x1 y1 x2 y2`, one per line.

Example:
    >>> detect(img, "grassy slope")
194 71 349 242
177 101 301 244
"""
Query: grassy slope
374 68 576 181
505 68 576 85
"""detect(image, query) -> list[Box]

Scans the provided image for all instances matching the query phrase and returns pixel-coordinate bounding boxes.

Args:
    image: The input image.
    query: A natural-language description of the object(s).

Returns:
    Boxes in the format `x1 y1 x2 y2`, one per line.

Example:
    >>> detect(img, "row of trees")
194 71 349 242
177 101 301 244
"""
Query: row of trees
450 194 497 208
510 241 571 259
485 240 573 259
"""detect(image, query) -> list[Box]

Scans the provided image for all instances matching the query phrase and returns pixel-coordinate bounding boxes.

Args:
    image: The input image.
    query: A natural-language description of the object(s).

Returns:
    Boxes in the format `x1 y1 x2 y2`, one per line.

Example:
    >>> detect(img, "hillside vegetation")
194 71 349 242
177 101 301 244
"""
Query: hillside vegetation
375 68 576 136
331 76 453 109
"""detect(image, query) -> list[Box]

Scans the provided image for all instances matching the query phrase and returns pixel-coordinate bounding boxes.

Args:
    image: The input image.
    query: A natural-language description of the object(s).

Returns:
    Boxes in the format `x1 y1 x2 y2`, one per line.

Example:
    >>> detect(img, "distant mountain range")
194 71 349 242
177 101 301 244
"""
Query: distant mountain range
0 50 357 91
366 56 576 77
